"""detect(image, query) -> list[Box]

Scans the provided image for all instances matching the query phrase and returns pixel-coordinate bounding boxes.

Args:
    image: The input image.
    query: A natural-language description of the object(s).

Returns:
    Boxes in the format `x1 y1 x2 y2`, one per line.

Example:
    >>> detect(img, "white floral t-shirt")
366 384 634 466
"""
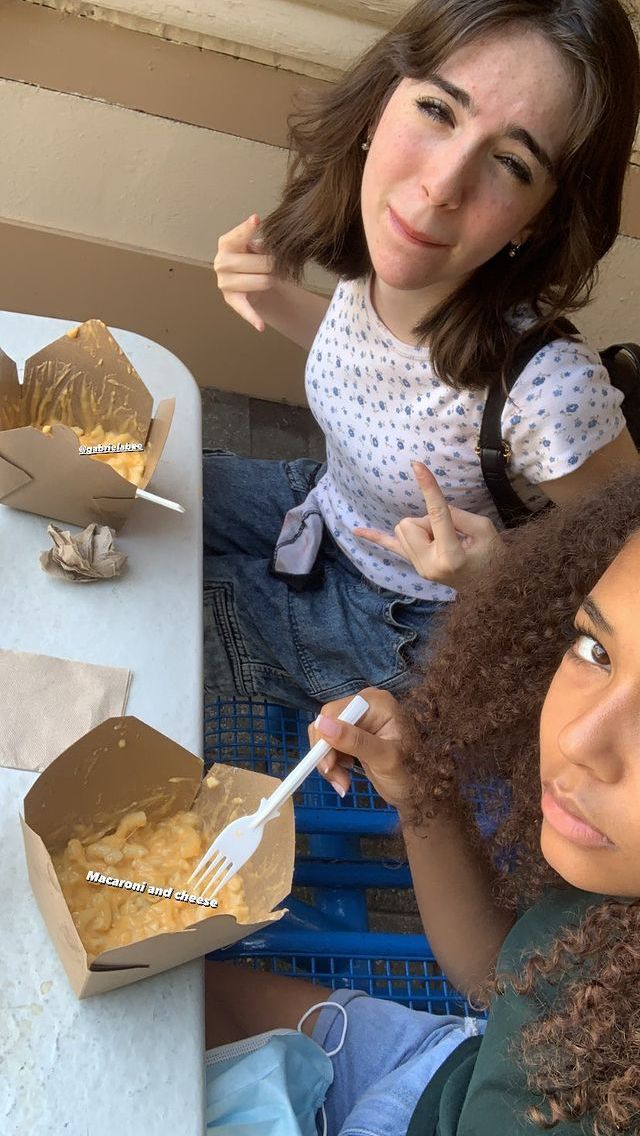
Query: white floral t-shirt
303 277 625 602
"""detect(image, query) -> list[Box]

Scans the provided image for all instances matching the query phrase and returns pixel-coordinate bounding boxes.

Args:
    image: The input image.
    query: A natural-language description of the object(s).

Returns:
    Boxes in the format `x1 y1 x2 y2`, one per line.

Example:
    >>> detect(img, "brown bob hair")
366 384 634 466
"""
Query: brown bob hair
261 0 640 390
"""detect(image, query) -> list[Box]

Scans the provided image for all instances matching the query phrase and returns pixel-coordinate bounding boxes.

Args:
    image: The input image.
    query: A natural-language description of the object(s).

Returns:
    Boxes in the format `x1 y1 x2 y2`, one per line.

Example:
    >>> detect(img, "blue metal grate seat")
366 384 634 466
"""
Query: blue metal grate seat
215 930 472 1015
204 696 399 834
204 697 490 1017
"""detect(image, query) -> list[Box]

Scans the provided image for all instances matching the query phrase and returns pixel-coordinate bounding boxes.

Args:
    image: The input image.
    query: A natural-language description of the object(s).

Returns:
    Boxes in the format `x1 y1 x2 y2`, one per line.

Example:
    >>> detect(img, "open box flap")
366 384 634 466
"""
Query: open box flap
193 764 296 913
23 320 152 440
0 347 24 430
90 909 285 973
75 909 286 997
23 717 203 850
21 818 93 982
91 495 137 530
0 424 135 526
141 398 175 488
0 451 32 498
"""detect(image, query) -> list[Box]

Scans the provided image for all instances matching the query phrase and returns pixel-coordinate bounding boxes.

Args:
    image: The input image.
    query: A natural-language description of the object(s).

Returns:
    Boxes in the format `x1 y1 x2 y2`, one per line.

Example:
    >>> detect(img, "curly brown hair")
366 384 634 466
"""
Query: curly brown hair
261 0 639 392
399 470 640 1133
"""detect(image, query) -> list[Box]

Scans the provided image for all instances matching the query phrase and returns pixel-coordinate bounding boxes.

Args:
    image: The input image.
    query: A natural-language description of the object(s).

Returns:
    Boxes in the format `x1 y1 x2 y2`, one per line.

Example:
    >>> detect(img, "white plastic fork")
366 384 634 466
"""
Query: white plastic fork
187 694 369 901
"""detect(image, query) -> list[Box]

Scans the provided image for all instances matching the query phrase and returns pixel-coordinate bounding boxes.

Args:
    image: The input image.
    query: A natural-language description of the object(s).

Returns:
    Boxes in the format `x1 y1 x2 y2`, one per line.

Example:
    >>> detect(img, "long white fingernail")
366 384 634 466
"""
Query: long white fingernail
330 780 346 799
321 763 330 775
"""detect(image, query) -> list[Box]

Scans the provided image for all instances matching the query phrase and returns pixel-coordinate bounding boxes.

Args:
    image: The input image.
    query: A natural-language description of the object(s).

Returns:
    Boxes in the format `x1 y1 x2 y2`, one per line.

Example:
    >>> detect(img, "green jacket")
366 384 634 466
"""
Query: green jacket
407 887 606 1136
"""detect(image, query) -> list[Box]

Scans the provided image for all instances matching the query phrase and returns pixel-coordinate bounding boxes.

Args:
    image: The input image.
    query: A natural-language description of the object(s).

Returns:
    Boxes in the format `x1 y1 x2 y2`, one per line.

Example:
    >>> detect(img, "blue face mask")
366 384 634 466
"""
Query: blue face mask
205 1001 348 1136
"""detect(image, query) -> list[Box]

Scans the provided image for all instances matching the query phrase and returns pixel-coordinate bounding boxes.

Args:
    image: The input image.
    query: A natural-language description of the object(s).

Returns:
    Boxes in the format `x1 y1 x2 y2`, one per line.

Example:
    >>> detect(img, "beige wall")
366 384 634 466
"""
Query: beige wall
1 0 639 403
0 80 288 263
0 0 319 400
27 0 406 80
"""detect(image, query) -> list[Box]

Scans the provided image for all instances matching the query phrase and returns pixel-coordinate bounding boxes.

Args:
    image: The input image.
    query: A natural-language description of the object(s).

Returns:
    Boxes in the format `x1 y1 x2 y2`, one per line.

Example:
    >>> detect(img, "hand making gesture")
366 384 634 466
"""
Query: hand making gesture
354 462 500 590
213 214 276 332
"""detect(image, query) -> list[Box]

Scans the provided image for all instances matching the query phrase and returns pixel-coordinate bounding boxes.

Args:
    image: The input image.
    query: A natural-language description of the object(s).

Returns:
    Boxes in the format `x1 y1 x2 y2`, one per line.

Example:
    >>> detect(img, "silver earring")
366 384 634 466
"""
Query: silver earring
508 242 521 258
361 139 370 152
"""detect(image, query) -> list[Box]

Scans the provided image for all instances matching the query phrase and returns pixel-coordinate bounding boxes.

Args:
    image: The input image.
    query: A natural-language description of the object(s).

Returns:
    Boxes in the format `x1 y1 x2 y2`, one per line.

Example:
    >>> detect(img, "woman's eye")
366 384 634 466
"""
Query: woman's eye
415 97 453 126
497 154 532 186
571 633 610 669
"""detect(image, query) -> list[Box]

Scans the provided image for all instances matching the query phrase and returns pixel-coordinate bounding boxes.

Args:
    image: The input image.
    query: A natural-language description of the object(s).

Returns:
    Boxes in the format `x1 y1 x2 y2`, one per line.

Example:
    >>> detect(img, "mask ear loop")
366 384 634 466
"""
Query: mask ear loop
296 999 348 1056
297 1000 349 1136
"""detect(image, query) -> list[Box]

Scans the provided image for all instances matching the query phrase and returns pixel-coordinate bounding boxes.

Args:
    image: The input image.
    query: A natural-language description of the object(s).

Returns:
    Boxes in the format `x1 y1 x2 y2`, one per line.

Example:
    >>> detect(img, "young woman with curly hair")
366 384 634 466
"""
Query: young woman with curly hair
205 0 639 710
206 469 640 1135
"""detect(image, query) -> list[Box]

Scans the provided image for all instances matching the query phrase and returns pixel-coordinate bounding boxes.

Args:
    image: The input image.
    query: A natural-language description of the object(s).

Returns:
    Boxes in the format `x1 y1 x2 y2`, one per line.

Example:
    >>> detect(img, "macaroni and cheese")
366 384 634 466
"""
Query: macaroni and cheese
53 807 249 958
41 422 146 486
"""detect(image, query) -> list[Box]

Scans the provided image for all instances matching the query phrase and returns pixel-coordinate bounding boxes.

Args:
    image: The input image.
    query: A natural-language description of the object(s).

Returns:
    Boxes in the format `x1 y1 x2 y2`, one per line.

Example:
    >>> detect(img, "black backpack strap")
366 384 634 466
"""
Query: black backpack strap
477 378 530 528
478 319 578 528
599 343 640 445
599 343 640 398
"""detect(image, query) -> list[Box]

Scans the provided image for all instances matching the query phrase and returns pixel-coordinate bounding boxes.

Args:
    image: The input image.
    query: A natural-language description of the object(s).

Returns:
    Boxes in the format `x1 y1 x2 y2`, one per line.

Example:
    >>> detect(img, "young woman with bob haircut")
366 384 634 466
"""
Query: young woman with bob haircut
206 0 640 710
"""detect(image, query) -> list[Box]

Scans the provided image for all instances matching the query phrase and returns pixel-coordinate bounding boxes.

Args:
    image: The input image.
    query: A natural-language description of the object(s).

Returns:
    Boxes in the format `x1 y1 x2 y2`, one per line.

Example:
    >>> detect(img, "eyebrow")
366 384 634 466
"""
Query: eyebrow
427 75 474 112
504 126 554 177
425 75 555 177
580 596 615 638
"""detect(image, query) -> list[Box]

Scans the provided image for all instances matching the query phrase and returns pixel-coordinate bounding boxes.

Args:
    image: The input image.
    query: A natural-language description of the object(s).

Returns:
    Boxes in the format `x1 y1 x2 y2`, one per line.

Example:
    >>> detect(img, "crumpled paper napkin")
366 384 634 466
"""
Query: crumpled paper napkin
40 523 127 582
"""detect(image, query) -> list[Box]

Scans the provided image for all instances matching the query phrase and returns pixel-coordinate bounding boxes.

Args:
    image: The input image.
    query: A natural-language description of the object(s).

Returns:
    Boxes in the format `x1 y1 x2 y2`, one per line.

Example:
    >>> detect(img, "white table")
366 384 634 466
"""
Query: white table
0 313 205 1135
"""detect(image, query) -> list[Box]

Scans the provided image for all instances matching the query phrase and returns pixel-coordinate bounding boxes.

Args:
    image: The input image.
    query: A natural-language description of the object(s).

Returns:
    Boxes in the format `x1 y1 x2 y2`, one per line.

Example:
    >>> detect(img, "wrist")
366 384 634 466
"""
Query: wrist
395 801 422 830
397 808 425 836
372 774 413 815
397 802 455 838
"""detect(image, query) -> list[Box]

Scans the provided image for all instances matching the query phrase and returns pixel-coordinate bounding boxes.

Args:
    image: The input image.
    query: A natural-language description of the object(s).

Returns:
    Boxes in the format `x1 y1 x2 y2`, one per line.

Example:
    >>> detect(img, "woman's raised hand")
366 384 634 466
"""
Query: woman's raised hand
309 688 410 810
213 214 278 332
354 462 500 590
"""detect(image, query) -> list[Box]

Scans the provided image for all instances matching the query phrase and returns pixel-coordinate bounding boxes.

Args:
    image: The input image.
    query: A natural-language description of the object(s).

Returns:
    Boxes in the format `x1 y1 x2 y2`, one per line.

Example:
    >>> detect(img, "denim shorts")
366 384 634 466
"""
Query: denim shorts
203 451 446 711
311 989 487 1136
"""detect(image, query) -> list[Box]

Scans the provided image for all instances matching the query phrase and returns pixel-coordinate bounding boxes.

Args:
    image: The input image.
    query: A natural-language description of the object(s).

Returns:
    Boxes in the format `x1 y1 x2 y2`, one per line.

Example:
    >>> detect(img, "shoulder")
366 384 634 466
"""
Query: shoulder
499 888 606 970
318 277 372 341
511 332 605 393
501 331 624 444
504 308 603 384
333 275 369 304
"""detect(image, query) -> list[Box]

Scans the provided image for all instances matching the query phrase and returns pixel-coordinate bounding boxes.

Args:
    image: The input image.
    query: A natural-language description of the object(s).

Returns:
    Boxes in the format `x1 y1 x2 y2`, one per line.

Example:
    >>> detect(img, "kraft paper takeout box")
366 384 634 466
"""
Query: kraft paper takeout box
20 717 295 998
0 319 175 530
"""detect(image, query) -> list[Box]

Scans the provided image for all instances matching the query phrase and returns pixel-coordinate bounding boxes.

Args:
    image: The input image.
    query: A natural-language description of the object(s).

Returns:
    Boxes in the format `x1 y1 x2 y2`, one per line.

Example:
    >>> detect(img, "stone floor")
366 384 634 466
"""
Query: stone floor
201 388 326 461
201 387 422 934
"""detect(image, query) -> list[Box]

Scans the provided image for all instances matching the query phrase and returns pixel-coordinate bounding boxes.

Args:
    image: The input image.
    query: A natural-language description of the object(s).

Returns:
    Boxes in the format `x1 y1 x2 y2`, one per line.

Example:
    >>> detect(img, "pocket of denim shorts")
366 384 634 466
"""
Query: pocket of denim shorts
203 580 252 696
283 457 325 501
204 578 294 699
383 596 421 675
290 585 428 704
